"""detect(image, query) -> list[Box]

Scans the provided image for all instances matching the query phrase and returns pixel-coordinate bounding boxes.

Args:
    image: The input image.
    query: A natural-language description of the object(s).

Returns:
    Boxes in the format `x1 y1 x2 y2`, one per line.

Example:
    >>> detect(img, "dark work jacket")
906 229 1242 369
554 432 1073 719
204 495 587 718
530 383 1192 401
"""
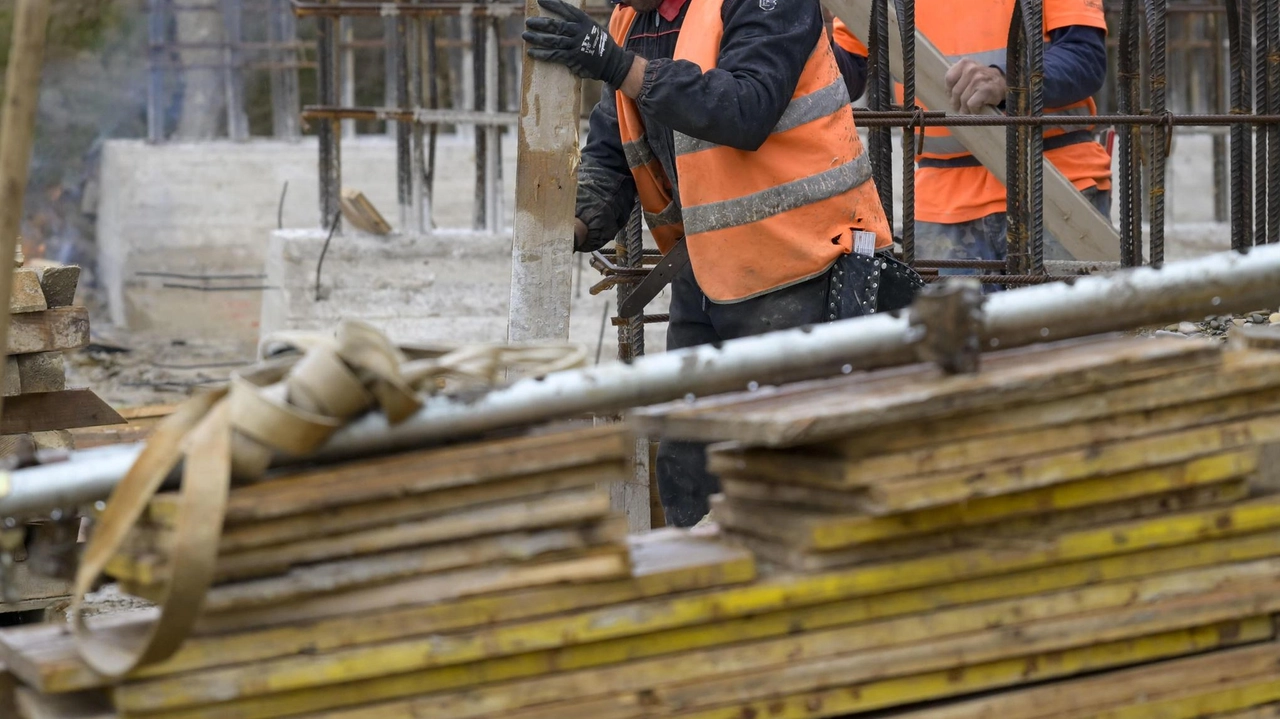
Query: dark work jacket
575 0 834 252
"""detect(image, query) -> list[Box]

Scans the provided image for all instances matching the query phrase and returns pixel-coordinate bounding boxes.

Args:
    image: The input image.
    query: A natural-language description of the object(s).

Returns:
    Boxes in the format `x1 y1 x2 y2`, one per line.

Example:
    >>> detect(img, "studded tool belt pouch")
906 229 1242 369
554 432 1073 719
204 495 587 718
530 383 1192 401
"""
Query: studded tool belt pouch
826 251 925 321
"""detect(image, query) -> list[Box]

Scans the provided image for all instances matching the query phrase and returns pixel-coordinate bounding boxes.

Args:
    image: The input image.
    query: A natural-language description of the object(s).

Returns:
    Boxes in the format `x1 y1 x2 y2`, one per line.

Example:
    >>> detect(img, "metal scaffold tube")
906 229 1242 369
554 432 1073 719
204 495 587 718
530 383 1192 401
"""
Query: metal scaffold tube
8 247 1280 519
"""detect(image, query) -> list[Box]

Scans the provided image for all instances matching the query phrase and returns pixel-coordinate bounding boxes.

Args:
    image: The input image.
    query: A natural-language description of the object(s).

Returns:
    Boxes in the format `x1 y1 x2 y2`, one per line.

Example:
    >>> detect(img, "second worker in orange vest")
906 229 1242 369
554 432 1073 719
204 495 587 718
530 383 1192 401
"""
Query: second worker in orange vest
524 0 921 526
831 0 1113 283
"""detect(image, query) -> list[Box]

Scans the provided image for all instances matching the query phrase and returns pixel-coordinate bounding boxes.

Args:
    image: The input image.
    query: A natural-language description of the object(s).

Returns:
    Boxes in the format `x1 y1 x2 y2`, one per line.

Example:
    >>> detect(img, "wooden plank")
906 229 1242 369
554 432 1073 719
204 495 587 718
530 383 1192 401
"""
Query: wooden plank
824 0 1120 262
103 499 1280 712
506 0 581 342
1 660 13 718
888 643 1280 719
826 349 1280 459
9 267 46 313
15 352 65 394
0 0 53 423
867 414 1280 512
14 688 114 719
610 436 652 533
742 384 1280 487
184 425 632 524
0 534 755 694
632 336 1220 447
30 263 80 309
120 619 1270 719
649 620 1268 719
715 450 1256 546
109 486 617 584
7 307 88 356
0 389 124 435
146 459 621 547
718 480 1249 569
486 585 1280 719
121 519 628 612
260 562 1280 719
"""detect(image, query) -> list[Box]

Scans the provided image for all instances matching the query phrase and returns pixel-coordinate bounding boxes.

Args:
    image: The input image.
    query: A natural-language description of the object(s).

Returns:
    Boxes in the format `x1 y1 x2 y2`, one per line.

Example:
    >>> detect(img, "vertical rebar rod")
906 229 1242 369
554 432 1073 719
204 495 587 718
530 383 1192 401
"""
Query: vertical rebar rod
147 0 167 143
1267 0 1280 245
384 16 399 138
1226 0 1253 250
221 0 250 141
867 0 894 229
340 16 356 139
426 16 440 229
485 16 502 233
1005 0 1030 277
895 0 916 266
615 202 645 362
408 10 427 233
1024 0 1046 273
1118 0 1143 265
317 9 342 228
1254 0 1269 246
1211 9 1229 223
1145 0 1168 266
389 14 412 229
472 13 488 231
267 0 300 140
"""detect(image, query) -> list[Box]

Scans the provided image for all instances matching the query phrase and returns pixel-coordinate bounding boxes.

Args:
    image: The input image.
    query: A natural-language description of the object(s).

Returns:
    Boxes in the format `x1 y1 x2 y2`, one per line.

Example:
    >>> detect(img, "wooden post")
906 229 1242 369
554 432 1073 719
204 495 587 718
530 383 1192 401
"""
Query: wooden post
0 0 52 420
828 0 1121 262
507 0 583 343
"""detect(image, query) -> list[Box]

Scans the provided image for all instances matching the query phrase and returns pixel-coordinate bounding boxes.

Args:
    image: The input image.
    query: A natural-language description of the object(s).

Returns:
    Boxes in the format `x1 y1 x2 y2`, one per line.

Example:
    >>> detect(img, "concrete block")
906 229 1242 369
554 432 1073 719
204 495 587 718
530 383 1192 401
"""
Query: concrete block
8 308 89 355
30 262 81 308
9 268 47 314
262 229 669 362
96 137 516 354
15 352 67 394
3 358 19 397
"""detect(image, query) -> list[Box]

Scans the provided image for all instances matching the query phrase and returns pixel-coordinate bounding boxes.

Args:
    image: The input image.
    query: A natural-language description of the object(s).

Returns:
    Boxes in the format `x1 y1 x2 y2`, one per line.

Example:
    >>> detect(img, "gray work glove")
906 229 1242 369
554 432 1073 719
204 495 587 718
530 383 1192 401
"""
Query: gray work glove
523 0 635 88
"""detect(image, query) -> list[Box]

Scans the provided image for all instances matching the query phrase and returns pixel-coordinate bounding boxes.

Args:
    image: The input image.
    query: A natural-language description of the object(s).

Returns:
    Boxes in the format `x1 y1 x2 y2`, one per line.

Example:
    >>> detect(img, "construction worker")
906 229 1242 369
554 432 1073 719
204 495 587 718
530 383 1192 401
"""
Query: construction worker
523 0 922 527
830 1 1113 277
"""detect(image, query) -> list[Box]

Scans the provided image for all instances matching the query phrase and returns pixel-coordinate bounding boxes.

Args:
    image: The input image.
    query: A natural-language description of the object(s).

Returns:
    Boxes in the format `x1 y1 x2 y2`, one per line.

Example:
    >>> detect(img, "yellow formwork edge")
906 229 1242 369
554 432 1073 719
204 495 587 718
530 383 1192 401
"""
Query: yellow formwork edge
807 451 1256 549
673 617 1274 719
111 498 1280 714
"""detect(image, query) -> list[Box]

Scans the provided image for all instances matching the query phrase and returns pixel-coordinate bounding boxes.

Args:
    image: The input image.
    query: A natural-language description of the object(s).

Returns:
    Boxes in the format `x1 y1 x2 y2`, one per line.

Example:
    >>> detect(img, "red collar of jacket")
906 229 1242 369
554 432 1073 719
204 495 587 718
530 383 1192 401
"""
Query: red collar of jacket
658 0 688 23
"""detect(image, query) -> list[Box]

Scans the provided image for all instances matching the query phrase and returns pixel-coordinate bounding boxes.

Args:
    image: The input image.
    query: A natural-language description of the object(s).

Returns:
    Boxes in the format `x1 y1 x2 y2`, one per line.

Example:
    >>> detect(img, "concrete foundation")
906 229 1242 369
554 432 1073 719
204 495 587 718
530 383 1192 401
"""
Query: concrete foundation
261 228 670 360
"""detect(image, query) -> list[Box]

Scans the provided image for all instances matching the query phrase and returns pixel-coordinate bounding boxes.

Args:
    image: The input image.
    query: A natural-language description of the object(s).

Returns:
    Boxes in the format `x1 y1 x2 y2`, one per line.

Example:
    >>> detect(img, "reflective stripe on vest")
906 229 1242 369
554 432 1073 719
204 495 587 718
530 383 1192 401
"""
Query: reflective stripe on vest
608 0 893 301
675 77 852 157
682 152 873 235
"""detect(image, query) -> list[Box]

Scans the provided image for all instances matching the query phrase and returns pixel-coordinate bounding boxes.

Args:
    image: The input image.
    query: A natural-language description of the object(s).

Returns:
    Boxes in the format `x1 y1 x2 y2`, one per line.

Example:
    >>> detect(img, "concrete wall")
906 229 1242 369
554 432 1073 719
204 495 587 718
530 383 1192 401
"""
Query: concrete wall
261 229 668 360
96 136 517 354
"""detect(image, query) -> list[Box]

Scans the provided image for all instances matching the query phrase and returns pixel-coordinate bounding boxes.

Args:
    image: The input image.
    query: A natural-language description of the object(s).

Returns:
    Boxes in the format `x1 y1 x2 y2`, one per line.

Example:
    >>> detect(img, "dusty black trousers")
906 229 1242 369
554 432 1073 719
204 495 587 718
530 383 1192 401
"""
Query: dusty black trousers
655 252 919 527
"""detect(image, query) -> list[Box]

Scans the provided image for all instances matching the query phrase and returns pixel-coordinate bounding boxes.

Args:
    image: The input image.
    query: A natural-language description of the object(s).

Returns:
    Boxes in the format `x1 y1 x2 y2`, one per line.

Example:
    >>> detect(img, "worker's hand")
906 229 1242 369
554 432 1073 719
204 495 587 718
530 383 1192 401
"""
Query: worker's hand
945 58 1007 114
573 218 589 251
523 0 636 88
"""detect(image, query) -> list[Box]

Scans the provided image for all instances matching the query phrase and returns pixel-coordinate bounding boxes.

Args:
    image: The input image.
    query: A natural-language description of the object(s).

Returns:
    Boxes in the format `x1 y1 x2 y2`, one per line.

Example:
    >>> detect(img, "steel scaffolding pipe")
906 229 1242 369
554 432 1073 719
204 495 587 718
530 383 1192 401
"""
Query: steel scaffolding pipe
6 245 1280 520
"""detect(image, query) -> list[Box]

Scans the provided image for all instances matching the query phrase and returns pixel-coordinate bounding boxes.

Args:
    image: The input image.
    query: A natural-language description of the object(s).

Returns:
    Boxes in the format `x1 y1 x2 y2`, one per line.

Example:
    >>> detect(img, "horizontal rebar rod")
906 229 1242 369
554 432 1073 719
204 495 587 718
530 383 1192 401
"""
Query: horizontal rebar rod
5 246 1280 520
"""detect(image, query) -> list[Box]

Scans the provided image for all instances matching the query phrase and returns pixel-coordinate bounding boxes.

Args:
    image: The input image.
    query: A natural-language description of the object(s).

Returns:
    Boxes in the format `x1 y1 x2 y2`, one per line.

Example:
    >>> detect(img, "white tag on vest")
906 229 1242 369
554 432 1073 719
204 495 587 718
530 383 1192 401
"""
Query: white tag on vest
853 231 877 257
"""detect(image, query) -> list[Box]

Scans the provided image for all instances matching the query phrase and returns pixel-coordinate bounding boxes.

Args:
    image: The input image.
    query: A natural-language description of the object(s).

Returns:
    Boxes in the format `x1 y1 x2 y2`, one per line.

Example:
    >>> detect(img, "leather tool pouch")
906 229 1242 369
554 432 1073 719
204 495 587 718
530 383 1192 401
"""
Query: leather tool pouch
826 251 926 321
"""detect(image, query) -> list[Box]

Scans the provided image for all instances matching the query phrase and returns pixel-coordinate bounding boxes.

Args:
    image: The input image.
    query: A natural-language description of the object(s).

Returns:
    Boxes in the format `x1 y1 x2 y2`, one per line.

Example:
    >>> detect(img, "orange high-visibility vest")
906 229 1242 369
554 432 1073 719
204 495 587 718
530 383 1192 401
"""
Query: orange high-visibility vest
610 0 892 303
831 0 1112 224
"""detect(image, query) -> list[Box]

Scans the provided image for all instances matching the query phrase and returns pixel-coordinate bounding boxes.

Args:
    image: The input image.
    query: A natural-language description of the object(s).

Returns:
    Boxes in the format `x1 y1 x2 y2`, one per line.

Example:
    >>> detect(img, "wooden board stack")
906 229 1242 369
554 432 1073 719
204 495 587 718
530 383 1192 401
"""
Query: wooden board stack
1 260 121 453
11 334 1280 718
1 260 123 615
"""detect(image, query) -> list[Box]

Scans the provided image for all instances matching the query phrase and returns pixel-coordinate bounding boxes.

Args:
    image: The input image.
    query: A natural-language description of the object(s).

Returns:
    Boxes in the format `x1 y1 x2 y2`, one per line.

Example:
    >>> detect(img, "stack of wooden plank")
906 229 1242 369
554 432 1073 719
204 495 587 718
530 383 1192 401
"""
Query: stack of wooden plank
10 334 1280 718
2 260 121 454
1 261 123 616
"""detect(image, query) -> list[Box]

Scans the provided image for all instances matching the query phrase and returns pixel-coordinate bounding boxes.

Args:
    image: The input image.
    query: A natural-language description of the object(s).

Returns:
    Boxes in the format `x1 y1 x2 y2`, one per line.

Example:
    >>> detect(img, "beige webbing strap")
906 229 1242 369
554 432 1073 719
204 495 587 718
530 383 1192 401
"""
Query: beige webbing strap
71 321 586 678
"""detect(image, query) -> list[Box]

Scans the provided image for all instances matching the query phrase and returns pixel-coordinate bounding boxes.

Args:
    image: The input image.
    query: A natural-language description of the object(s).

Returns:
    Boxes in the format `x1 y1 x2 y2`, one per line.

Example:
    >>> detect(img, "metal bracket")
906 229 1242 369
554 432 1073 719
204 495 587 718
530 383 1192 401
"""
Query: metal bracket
908 278 986 375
